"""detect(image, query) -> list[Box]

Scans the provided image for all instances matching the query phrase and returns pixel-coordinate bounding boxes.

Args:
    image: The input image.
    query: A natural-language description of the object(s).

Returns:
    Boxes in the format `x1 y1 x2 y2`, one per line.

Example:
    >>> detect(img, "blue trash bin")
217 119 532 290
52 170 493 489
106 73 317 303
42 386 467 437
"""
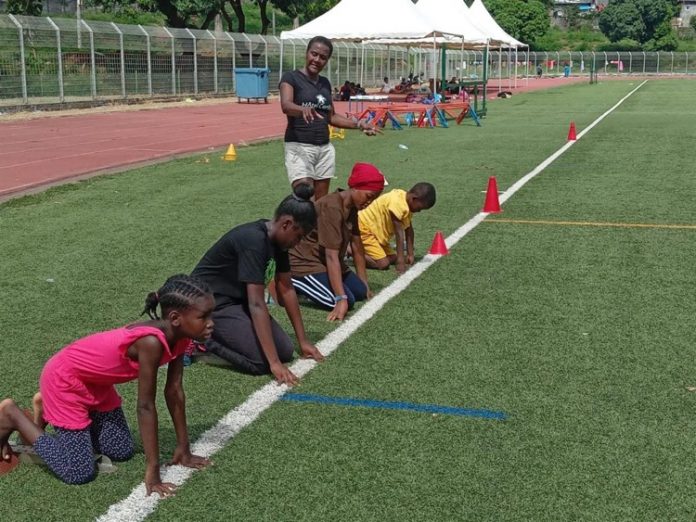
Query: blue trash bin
234 67 270 103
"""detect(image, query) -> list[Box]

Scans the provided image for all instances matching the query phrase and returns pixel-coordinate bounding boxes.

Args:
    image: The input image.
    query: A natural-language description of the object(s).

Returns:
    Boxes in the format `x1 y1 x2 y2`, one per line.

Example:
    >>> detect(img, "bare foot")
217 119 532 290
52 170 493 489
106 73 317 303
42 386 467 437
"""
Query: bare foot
0 399 20 461
32 393 46 429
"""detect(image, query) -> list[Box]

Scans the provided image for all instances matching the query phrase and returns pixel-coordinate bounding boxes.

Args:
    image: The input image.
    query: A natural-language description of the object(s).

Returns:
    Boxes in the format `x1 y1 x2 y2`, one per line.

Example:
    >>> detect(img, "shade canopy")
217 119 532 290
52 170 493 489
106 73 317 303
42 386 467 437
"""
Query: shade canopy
280 0 464 41
414 0 490 46
468 0 525 48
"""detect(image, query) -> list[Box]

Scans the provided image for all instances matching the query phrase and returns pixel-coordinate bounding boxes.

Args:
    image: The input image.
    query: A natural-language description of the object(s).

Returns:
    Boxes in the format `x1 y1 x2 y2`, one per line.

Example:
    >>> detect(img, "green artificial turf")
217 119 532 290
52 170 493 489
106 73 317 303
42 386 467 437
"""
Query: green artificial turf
1 79 696 520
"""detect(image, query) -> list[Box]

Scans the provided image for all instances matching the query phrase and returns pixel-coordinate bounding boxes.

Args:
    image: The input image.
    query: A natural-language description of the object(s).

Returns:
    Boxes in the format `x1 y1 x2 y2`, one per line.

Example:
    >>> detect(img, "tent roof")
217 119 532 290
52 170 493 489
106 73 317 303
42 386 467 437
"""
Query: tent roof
280 0 461 41
468 0 525 47
414 0 489 46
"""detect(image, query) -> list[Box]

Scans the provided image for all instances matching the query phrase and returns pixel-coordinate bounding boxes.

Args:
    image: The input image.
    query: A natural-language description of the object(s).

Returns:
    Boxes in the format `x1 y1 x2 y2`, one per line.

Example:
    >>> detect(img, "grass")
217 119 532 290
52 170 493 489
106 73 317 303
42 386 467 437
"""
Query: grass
2 78 696 520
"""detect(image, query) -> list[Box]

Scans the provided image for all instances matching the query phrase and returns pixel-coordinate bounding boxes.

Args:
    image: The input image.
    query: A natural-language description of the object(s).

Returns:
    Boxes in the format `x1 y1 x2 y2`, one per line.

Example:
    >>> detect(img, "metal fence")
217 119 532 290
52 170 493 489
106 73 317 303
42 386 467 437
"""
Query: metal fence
1 14 695 107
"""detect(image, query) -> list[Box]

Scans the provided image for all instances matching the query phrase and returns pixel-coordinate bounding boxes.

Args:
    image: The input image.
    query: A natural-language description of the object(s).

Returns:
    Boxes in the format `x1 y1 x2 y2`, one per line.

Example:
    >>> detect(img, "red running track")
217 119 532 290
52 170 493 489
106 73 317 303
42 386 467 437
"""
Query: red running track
0 76 586 200
0 101 289 199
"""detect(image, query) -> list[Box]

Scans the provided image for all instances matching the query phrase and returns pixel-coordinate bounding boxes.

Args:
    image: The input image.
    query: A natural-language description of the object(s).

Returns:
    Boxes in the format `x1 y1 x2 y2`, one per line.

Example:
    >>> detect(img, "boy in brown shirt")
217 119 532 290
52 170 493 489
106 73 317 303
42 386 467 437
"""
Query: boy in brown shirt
289 162 386 321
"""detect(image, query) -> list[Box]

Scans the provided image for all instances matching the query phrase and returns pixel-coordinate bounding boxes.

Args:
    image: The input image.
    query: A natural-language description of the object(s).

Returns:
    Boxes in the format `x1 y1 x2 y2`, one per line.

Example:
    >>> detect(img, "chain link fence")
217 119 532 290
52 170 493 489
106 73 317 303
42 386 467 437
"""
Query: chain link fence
1 14 695 108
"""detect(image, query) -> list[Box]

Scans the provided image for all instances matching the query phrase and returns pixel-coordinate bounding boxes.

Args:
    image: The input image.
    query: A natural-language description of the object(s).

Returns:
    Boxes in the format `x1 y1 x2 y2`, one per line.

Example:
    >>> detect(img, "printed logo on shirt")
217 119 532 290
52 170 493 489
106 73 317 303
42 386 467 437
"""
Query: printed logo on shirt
301 94 331 112
265 258 276 286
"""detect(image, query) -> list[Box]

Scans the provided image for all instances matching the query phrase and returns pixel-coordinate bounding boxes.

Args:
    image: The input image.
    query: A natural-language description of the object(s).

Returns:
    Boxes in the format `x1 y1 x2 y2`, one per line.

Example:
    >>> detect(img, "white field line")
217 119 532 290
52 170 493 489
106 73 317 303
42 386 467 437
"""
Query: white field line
96 80 648 522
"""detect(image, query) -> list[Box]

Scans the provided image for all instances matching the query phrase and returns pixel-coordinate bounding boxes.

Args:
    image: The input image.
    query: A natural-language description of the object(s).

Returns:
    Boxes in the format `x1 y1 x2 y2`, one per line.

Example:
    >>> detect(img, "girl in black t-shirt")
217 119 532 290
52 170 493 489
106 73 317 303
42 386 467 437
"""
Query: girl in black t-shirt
191 185 323 386
279 36 380 201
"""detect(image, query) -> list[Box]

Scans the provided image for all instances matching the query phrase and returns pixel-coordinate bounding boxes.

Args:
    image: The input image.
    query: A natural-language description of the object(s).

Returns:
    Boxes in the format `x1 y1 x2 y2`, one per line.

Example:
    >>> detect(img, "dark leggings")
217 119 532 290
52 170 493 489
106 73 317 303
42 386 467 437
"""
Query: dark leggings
34 407 134 485
205 303 295 375
291 270 368 310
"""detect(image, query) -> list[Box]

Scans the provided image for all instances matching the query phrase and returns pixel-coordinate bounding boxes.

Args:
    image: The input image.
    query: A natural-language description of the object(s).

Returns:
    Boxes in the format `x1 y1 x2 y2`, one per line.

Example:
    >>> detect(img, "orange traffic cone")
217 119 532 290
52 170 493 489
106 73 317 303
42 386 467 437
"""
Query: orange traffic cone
567 121 577 141
482 176 502 213
428 231 449 255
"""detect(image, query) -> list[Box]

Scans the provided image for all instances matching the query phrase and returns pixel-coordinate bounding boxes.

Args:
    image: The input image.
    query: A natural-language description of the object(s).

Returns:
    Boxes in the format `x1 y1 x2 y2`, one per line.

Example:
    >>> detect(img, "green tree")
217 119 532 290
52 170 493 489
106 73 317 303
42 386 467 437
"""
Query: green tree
690 15 696 32
598 0 679 50
5 0 43 15
482 0 549 44
84 0 242 30
271 0 338 25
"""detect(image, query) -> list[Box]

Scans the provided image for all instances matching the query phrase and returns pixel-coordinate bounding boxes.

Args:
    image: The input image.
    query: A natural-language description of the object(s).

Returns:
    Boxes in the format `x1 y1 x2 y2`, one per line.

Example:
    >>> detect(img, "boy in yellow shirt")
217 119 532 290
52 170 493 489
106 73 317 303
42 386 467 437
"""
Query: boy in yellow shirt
358 182 436 273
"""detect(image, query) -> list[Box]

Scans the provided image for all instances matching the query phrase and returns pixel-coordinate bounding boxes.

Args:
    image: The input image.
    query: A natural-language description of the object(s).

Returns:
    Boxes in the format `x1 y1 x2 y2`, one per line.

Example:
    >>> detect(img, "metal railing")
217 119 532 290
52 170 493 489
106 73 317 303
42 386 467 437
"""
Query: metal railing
1 15 694 107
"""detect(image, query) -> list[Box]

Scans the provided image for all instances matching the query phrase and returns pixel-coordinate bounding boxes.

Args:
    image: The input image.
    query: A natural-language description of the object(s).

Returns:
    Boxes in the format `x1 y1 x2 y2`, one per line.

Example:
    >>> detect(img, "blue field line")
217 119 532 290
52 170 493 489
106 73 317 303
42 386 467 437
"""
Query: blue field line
281 393 508 420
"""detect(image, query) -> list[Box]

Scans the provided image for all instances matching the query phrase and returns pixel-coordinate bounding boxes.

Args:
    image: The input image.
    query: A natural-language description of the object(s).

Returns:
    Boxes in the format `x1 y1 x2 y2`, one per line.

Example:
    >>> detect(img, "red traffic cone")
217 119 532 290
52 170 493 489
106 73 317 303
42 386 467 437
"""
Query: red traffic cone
482 176 502 213
567 121 577 141
428 231 449 255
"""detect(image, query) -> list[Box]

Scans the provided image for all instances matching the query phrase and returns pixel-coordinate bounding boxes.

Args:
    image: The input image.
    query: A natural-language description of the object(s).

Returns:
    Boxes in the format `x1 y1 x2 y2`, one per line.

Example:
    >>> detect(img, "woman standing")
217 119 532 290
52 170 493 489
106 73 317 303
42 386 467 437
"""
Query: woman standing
279 35 379 200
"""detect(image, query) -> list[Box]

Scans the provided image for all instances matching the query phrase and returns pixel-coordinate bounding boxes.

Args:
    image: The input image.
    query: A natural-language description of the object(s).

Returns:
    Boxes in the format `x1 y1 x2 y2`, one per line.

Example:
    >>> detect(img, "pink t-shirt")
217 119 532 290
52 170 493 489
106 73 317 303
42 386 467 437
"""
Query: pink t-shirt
39 325 191 430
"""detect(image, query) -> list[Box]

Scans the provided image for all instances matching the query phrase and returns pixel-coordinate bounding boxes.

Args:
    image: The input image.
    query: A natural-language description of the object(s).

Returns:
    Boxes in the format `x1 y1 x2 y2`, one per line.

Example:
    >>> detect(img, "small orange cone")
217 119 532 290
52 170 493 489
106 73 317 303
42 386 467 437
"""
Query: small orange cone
223 144 237 161
482 176 502 213
567 121 577 141
428 231 449 255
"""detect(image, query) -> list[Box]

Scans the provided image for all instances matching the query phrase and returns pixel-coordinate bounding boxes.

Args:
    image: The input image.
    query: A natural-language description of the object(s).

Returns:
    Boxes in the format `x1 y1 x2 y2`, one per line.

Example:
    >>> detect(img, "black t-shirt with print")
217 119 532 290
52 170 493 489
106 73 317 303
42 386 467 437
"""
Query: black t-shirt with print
192 219 290 309
280 69 333 145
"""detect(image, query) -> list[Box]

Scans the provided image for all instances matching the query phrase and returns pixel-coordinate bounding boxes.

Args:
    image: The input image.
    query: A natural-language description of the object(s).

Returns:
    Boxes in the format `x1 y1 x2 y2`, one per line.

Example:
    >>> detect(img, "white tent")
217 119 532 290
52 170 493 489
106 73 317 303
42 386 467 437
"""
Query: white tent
414 0 490 46
467 0 525 48
280 0 459 41
466 0 528 90
280 0 473 89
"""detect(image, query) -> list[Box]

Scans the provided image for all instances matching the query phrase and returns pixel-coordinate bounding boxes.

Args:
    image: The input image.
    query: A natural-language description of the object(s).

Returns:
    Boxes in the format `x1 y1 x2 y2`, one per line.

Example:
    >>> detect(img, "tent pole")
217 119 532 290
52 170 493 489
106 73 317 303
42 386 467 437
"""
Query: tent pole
498 45 502 93
482 42 489 115
279 40 284 78
432 36 437 95
514 46 518 89
360 42 365 86
440 45 446 93
525 46 529 87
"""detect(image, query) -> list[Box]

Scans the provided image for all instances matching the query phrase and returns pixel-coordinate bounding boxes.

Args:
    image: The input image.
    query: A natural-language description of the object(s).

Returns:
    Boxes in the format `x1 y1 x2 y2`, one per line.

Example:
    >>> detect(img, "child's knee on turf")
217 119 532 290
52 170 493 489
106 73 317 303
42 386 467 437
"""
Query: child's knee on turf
373 256 391 270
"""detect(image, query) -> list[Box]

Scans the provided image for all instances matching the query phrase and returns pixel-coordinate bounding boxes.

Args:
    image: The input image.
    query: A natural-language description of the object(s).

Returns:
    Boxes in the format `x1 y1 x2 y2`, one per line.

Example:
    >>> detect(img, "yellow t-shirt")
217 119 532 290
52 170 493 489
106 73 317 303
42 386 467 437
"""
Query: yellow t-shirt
358 189 412 246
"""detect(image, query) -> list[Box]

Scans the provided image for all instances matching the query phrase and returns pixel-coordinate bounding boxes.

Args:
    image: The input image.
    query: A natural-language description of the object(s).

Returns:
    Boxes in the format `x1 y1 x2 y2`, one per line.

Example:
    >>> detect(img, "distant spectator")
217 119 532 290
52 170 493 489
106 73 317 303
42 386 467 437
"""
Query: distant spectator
381 77 391 94
536 64 543 79
339 81 351 101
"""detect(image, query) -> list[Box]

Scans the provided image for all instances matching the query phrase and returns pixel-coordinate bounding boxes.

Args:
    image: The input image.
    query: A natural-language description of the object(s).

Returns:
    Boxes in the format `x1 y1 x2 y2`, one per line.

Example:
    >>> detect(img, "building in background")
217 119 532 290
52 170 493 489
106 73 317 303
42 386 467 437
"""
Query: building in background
551 0 606 27
677 0 696 27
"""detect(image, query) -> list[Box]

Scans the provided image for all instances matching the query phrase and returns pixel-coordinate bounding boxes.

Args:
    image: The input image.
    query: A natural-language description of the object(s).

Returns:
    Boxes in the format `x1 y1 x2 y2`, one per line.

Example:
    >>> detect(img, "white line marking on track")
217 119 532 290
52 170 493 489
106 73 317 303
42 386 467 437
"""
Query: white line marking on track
97 80 648 522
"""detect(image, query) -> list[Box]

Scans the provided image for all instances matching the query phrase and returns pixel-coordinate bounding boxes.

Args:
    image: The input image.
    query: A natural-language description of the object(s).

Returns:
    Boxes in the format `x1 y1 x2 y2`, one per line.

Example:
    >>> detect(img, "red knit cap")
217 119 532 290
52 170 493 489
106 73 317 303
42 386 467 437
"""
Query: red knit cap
347 162 386 192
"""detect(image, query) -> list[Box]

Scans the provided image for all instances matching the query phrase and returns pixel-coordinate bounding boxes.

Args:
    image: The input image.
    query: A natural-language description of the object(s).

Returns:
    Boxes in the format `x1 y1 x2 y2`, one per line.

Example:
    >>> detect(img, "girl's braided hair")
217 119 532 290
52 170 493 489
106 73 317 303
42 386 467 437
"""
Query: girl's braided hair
142 274 212 320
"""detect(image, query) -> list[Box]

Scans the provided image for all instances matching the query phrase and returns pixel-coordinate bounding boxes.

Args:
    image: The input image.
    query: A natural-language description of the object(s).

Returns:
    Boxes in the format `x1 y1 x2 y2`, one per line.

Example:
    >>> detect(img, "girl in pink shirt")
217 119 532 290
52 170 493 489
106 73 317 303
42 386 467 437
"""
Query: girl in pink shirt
0 274 214 497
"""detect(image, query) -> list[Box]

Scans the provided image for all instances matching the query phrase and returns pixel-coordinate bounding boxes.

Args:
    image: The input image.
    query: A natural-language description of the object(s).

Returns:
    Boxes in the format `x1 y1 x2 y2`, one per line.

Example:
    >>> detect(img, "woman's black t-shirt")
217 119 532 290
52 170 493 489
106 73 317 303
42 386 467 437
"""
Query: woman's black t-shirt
192 219 290 309
280 69 333 145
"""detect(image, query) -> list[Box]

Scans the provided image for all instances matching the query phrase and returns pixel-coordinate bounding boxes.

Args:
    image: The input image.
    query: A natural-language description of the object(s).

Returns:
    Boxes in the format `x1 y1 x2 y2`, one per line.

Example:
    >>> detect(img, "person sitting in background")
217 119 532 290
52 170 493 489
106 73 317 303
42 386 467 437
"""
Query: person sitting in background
339 80 351 101
381 77 391 94
446 77 459 94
